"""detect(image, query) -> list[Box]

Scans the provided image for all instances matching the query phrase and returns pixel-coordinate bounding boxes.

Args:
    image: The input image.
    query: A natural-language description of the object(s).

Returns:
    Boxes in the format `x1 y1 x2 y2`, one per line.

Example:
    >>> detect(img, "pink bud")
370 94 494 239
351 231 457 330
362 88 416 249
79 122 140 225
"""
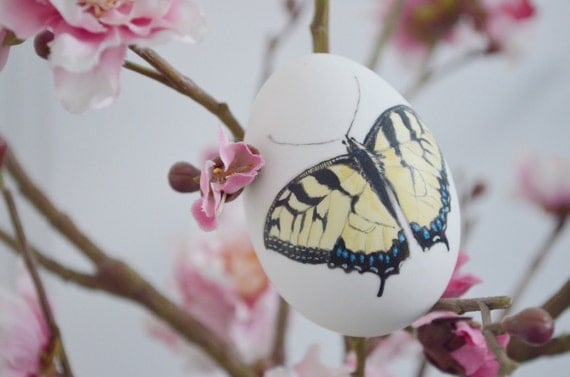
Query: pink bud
33 31 54 60
502 308 554 346
168 162 201 193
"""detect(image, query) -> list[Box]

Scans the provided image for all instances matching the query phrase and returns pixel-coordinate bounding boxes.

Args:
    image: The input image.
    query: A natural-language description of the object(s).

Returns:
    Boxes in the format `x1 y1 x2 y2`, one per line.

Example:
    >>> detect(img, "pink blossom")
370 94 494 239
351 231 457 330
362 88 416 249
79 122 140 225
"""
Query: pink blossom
0 272 52 377
192 128 264 231
517 151 570 218
153 210 279 364
265 345 352 377
441 251 482 298
451 321 510 377
379 0 536 60
415 312 510 377
0 0 205 112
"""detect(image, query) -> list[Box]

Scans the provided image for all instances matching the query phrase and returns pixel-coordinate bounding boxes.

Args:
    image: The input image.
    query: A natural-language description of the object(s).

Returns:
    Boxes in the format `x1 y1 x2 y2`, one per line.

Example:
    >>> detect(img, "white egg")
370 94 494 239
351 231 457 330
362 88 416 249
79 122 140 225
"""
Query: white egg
243 54 460 337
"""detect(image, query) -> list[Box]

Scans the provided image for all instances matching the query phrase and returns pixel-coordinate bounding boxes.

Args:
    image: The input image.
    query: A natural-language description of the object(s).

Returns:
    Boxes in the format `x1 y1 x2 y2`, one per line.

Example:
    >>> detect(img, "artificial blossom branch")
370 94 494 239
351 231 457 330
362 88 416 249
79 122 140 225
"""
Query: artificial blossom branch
367 0 404 70
0 140 254 377
128 45 245 141
431 296 512 314
1 182 75 377
310 0 329 53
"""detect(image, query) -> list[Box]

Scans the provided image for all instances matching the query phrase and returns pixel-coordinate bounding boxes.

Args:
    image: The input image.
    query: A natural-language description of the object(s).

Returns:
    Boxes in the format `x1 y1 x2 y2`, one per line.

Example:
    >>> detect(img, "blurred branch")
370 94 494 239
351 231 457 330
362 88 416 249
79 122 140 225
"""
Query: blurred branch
348 337 367 377
367 0 404 70
0 227 99 289
508 334 570 362
310 0 329 53
505 217 567 316
1 142 254 377
404 48 485 98
1 184 75 377
432 296 512 314
268 297 290 367
128 46 245 141
542 279 570 319
257 0 307 88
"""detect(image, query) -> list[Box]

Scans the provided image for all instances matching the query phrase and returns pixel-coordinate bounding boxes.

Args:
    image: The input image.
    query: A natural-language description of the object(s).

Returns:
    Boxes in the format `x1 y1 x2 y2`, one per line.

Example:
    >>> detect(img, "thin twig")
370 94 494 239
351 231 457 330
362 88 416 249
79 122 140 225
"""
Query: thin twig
0 227 99 289
508 334 570 362
404 48 485 99
257 0 307 88
123 60 174 88
479 302 518 376
350 337 367 377
128 46 244 141
1 185 75 377
432 296 512 314
367 0 404 70
269 297 290 366
542 278 570 319
1 142 254 377
505 217 567 316
310 0 329 53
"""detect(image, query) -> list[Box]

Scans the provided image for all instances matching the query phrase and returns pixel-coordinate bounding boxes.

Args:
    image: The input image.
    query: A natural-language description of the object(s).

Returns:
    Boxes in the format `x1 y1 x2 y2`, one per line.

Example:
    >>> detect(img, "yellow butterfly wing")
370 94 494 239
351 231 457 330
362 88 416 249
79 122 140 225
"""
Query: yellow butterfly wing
363 105 450 250
264 156 409 296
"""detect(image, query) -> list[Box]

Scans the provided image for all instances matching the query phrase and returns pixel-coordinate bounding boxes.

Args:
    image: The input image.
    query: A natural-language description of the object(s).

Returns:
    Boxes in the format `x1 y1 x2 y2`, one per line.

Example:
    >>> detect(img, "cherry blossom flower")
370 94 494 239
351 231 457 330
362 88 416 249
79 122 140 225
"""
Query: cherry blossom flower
0 0 205 112
151 208 278 365
192 128 264 231
265 345 352 377
517 151 570 218
415 312 510 377
0 272 52 377
379 0 536 61
441 251 482 298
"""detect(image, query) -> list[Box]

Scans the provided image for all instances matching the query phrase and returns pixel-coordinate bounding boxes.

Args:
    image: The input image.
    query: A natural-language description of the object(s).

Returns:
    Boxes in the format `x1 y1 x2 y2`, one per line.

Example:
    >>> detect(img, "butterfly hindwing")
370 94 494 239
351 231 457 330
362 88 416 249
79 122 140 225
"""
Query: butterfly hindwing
364 105 451 250
264 155 409 296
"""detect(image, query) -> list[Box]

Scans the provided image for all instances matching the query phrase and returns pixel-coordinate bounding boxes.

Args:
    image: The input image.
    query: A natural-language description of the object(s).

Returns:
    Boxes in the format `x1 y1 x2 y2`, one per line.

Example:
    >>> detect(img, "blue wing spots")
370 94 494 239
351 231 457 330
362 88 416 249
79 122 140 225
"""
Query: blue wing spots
327 232 409 296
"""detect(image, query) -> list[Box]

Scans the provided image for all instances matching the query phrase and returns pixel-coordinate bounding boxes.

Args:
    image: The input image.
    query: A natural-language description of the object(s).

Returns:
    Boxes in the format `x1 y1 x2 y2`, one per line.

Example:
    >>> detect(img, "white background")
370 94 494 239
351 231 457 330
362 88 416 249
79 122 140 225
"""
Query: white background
0 1 569 376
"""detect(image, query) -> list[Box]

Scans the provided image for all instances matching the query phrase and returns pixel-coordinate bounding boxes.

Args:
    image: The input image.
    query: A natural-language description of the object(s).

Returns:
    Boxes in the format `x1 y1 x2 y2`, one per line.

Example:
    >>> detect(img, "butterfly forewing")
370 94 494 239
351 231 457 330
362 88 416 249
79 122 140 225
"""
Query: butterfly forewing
364 105 451 250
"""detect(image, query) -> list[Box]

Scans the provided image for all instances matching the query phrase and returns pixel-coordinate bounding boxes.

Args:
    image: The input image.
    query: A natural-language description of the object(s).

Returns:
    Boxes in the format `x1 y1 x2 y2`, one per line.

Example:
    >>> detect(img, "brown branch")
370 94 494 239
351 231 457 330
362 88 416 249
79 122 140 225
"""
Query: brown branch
505 217 567 316
367 0 404 70
508 334 570 362
123 60 174 88
1 186 75 377
0 227 99 289
542 279 570 319
431 296 512 314
257 0 306 88
350 337 367 377
128 46 244 141
1 142 254 377
268 297 290 367
310 0 329 53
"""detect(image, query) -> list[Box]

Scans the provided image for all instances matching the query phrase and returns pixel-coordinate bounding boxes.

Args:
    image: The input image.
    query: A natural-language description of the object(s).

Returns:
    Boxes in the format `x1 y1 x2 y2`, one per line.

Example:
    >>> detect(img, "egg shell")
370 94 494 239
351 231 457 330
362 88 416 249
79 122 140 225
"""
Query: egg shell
243 53 460 337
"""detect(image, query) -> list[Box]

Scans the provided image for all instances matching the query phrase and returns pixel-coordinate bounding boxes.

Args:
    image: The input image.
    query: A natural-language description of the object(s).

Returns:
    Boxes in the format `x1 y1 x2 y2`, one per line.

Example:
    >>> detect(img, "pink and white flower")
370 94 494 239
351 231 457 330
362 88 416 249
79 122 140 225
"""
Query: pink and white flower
151 209 279 365
192 128 264 231
0 272 52 377
441 251 482 298
378 0 536 61
0 0 205 112
415 312 510 377
517 150 570 218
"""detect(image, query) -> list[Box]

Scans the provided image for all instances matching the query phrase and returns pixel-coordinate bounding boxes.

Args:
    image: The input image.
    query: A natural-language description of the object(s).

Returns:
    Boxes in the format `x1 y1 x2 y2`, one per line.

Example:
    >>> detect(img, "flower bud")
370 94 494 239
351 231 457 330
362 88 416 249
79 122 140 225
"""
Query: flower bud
34 31 54 60
168 162 201 193
502 307 554 346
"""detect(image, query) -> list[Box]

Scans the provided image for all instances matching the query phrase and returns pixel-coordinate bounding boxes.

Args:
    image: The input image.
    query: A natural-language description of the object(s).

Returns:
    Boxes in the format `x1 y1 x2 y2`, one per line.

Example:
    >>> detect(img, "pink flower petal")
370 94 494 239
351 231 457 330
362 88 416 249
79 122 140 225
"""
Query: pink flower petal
53 45 125 113
294 344 353 377
191 199 218 231
441 252 482 298
0 0 57 38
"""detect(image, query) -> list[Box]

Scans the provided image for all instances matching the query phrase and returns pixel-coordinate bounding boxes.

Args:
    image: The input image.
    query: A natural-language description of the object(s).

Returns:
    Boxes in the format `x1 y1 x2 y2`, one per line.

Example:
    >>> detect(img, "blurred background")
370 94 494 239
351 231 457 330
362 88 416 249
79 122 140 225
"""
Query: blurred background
0 0 569 376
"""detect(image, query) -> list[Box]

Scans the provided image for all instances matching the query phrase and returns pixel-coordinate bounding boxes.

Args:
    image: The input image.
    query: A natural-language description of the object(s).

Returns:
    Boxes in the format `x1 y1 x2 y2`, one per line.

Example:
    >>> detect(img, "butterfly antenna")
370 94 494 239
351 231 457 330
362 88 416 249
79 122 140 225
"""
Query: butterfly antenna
345 74 362 137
